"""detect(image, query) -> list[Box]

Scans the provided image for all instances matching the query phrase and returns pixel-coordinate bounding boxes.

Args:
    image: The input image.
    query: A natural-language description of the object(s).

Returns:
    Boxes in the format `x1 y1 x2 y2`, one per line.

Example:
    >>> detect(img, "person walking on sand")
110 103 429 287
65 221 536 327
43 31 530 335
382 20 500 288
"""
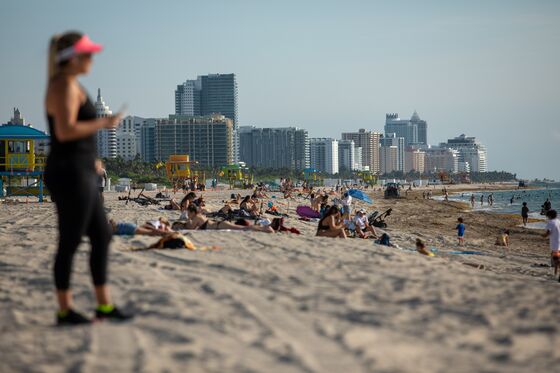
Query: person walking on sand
470 194 475 208
521 202 529 227
480 194 484 206
45 31 132 325
543 210 560 282
95 159 107 204
456 217 466 246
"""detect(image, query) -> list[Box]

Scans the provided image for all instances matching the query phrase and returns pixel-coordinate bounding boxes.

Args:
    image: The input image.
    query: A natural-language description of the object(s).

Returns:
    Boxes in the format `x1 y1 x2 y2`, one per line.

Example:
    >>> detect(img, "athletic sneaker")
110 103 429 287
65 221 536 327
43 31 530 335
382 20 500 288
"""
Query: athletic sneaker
95 306 133 322
56 309 91 326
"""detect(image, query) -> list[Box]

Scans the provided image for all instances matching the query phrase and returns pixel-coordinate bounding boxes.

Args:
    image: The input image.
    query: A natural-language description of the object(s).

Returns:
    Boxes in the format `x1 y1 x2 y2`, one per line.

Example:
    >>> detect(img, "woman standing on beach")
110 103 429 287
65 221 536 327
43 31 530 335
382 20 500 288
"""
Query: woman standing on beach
45 31 131 325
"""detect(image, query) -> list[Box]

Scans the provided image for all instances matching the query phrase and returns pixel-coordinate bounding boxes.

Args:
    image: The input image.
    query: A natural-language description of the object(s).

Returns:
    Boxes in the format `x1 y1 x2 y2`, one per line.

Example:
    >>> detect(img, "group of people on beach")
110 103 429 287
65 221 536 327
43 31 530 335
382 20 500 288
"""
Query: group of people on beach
40 30 560 329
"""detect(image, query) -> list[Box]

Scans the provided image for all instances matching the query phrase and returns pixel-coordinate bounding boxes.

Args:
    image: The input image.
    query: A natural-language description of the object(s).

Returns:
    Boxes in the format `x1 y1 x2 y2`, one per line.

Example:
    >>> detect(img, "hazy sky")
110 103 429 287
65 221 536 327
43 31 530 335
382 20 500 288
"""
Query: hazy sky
1 0 559 180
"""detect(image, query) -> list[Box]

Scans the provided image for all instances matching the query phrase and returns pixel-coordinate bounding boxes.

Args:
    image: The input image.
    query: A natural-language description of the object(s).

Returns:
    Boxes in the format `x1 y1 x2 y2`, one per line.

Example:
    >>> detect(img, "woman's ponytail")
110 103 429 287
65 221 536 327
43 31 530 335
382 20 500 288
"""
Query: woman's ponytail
47 34 61 81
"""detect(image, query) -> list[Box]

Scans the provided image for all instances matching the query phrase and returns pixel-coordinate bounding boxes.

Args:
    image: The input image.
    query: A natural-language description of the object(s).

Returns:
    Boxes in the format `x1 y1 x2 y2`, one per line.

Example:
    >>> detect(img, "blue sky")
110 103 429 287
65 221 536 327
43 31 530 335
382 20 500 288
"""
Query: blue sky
1 0 559 180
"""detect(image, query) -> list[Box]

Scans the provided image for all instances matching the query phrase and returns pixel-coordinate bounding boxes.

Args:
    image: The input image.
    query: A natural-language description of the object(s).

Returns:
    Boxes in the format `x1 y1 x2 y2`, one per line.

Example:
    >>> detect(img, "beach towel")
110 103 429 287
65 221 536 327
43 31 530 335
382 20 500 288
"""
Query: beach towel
296 205 321 219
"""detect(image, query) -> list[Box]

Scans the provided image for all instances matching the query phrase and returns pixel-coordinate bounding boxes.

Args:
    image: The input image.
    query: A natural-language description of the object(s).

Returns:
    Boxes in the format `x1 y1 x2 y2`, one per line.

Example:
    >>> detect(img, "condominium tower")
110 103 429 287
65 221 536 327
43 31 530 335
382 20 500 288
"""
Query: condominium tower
341 129 381 174
154 114 233 168
239 126 309 170
175 74 238 160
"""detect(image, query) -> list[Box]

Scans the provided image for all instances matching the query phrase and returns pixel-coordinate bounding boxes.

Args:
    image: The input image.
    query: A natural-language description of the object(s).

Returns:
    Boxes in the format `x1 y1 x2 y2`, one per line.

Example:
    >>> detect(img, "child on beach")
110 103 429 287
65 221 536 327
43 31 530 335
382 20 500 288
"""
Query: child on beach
495 229 510 257
521 202 529 227
542 210 560 282
456 217 466 246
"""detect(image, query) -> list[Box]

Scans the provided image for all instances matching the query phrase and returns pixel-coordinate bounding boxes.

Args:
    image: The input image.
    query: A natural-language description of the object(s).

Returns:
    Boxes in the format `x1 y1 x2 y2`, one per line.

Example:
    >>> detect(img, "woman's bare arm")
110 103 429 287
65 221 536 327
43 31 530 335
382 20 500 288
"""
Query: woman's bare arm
48 79 121 142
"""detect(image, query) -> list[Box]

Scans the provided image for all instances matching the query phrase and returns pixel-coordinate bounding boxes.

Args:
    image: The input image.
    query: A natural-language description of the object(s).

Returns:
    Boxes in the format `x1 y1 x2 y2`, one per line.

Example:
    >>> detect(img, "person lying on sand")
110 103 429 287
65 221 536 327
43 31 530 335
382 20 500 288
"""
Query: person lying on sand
316 205 347 238
144 217 173 233
415 239 433 256
180 205 274 233
109 219 171 236
353 209 379 239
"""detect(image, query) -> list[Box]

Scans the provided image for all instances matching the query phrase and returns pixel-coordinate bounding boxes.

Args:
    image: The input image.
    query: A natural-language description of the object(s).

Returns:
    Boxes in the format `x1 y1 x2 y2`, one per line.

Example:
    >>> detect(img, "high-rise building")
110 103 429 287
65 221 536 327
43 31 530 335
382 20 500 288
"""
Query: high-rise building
116 116 144 160
175 74 238 160
338 139 361 172
425 147 459 173
7 108 25 125
341 129 381 174
443 134 487 173
380 145 399 174
94 89 116 158
175 79 201 116
354 146 363 171
239 126 309 170
309 138 338 174
155 114 233 168
337 139 354 172
385 111 428 146
140 118 157 162
380 133 405 172
411 111 428 145
405 148 426 174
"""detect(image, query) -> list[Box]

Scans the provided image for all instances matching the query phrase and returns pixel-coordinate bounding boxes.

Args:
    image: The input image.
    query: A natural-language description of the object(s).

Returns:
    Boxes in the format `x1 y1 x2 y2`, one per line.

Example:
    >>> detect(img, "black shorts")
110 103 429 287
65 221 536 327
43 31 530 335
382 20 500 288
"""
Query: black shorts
99 187 105 193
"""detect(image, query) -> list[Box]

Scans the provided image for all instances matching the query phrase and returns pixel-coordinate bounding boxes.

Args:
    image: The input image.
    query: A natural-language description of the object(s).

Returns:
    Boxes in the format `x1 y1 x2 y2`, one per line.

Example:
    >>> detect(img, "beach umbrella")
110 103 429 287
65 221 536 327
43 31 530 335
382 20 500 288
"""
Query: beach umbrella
348 189 373 204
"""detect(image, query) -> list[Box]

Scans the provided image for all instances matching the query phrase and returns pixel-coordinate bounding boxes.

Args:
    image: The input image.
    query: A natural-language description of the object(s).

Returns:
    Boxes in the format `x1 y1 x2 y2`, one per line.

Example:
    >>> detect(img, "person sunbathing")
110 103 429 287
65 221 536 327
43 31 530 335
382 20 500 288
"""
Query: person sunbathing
109 219 170 236
181 205 273 233
316 205 347 238
143 217 173 234
415 238 433 256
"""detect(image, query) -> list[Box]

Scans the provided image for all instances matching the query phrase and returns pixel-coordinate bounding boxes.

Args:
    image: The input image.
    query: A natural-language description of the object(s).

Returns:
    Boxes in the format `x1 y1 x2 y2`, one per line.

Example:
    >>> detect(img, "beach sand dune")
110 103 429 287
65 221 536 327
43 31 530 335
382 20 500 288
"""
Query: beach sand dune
1 188 559 372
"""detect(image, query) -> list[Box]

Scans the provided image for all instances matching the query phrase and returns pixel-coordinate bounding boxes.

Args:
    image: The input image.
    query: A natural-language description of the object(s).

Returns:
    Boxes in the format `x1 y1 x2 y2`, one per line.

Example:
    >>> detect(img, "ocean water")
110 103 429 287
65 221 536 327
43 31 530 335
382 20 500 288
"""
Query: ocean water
446 188 559 228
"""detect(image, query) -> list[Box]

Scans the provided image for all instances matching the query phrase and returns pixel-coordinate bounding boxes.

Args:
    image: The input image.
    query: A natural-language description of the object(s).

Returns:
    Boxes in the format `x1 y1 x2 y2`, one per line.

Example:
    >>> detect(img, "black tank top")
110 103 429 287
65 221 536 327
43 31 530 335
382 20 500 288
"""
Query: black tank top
47 91 97 160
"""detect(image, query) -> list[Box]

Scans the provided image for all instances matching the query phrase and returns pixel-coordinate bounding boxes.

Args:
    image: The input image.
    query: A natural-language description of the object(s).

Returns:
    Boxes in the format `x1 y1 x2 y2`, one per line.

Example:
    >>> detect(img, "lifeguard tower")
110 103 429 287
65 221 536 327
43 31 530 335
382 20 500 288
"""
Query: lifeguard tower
303 168 323 187
220 163 253 189
164 155 205 190
0 124 49 202
356 171 378 187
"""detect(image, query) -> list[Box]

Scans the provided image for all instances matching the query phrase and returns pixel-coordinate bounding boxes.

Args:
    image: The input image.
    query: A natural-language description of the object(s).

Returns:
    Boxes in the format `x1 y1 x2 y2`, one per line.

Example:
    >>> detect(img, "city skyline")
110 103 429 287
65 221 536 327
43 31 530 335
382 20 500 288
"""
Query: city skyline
1 1 559 180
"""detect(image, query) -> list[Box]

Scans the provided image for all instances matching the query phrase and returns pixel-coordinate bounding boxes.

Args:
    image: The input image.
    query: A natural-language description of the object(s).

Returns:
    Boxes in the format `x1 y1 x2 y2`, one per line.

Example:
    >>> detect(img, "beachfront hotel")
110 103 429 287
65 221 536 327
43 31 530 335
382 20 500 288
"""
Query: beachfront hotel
443 134 488 173
175 73 239 161
94 89 117 159
154 114 233 168
341 129 381 174
384 111 428 146
239 126 310 170
404 148 426 174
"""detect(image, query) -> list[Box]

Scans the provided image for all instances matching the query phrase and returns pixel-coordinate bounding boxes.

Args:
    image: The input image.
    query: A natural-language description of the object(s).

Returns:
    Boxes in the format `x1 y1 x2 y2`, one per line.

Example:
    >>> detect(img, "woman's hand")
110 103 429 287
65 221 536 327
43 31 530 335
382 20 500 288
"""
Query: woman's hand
104 113 122 129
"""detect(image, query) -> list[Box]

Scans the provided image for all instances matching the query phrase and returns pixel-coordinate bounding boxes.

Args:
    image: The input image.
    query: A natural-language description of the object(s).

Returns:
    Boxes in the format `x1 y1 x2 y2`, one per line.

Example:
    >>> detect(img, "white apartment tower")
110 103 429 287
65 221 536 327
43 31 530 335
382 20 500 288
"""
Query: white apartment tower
95 89 117 159
310 138 339 174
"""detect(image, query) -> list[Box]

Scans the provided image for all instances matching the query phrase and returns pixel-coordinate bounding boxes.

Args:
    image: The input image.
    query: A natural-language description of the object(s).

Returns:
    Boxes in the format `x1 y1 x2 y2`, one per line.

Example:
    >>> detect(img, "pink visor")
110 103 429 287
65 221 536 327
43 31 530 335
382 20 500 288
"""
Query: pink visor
55 35 103 63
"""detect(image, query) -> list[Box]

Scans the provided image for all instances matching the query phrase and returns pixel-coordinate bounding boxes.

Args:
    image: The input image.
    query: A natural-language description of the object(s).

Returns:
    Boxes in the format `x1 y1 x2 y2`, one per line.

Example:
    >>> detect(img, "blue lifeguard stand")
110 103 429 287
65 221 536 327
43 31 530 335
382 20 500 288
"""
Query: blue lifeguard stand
0 125 49 202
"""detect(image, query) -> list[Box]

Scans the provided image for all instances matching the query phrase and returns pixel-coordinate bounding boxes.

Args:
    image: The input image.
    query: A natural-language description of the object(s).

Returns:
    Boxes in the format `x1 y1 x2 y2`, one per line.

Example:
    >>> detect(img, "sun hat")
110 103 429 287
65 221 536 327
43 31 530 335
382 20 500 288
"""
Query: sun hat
56 34 103 63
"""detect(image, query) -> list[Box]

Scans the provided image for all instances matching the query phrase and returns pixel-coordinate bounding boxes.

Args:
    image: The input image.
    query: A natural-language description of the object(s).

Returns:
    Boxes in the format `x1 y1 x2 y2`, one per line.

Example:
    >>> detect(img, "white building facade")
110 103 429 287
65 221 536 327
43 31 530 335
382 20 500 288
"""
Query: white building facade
443 134 487 173
310 138 339 174
95 89 117 159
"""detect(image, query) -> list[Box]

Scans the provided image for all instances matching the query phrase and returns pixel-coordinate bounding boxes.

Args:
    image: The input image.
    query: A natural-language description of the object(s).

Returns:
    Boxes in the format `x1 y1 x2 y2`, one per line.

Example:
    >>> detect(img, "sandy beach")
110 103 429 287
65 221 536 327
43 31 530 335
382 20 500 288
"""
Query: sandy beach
1 184 559 373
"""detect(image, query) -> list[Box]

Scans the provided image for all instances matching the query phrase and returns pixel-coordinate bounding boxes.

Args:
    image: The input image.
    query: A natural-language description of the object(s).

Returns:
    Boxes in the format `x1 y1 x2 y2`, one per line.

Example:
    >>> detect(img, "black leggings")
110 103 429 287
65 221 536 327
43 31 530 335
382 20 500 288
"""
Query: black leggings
46 159 112 290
